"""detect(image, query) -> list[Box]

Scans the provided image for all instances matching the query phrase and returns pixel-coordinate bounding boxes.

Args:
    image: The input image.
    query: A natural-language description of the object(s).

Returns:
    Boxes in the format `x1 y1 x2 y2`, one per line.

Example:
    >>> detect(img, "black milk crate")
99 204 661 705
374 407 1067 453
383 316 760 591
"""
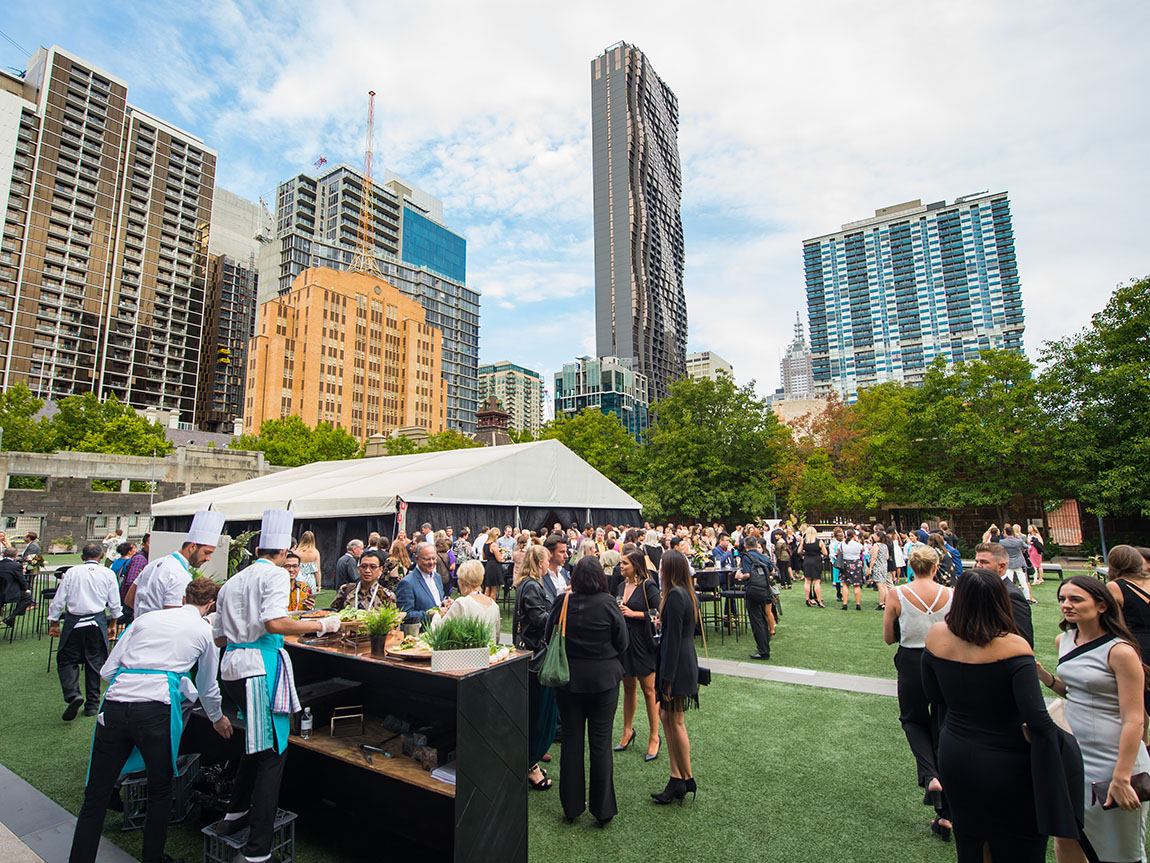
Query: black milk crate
121 753 201 831
202 809 296 863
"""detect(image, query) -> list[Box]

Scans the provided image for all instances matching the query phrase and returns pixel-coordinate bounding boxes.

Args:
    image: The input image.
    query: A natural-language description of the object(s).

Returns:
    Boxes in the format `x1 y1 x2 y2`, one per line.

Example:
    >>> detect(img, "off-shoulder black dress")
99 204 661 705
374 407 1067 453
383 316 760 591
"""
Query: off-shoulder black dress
615 577 660 678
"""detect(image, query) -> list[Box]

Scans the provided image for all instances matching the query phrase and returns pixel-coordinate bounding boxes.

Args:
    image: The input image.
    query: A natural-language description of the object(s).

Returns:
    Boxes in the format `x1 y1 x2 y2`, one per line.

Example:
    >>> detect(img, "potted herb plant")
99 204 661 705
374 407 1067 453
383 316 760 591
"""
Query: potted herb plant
424 616 495 672
365 605 407 656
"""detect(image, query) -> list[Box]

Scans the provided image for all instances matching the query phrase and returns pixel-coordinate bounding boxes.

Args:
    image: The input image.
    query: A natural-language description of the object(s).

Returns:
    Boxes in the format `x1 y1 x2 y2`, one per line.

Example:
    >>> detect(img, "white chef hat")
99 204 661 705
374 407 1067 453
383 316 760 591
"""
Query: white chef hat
186 510 226 546
259 509 294 550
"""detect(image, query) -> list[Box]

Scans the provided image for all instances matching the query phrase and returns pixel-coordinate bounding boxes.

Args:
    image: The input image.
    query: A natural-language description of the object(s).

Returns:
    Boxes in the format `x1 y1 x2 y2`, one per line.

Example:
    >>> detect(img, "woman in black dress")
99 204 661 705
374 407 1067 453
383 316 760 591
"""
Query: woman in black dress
513 544 557 791
614 549 662 760
922 569 1085 861
482 527 503 601
652 550 699 804
1104 544 1150 715
544 556 628 826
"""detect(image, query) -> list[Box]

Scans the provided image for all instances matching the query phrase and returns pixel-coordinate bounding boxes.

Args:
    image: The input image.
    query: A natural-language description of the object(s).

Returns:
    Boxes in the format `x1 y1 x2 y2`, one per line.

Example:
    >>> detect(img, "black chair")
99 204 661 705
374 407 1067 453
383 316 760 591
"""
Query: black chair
41 586 58 672
694 570 724 646
718 570 746 641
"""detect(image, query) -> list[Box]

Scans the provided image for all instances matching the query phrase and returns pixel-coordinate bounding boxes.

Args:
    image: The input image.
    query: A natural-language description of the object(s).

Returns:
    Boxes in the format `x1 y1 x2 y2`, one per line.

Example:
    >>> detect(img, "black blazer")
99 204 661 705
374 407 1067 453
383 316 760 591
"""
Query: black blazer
0 559 27 603
656 586 699 698
1004 579 1034 647
513 577 550 654
544 591 628 694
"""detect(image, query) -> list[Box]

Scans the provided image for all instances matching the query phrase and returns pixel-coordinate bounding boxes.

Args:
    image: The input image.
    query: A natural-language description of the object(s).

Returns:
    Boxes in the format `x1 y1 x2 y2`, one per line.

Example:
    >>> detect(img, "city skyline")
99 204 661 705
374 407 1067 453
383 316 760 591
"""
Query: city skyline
0 3 1145 401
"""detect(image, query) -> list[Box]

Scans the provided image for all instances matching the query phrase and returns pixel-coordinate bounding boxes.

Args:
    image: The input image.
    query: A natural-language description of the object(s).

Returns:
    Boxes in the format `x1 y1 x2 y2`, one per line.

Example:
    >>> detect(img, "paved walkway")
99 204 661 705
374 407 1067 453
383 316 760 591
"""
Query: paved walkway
0 765 136 863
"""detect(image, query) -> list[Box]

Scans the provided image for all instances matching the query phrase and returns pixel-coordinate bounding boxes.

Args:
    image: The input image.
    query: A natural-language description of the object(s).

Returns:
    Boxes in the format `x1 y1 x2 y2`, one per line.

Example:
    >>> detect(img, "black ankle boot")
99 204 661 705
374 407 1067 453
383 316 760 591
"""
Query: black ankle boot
683 777 697 800
651 777 686 805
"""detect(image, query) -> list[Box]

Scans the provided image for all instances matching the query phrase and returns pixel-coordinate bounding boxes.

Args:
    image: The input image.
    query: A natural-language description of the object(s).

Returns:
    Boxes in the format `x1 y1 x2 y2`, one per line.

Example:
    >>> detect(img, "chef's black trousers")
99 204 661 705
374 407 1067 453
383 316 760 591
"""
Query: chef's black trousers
58 626 107 711
222 679 288 860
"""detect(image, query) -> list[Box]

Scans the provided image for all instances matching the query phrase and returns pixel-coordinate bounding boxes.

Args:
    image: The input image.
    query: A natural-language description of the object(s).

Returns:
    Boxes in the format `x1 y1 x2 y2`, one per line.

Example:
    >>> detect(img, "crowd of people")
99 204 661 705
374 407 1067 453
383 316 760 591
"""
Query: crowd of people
28 509 1150 862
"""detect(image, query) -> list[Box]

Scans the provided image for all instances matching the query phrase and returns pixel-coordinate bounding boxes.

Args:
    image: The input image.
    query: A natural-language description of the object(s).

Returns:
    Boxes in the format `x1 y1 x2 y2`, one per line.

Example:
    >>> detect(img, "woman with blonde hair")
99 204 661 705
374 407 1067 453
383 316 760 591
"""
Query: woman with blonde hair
511 533 530 584
387 538 411 581
432 560 499 633
802 526 827 609
513 544 556 791
482 526 504 601
295 530 321 593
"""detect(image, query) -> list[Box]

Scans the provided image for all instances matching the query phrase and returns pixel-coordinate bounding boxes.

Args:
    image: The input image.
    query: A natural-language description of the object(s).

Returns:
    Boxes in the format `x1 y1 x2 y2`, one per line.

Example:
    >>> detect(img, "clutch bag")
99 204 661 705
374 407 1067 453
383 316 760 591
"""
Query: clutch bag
1091 772 1150 810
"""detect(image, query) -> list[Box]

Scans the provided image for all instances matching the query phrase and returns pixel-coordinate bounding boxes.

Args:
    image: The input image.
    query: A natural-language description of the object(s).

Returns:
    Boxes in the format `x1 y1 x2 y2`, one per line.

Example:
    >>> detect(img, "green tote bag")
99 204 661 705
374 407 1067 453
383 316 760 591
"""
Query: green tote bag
538 593 570 688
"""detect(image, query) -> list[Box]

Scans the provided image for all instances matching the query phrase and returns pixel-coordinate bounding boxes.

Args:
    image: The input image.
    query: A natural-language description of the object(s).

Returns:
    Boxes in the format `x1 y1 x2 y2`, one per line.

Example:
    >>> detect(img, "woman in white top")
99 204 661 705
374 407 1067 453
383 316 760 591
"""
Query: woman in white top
294 531 321 593
839 529 866 610
884 545 953 839
431 560 500 636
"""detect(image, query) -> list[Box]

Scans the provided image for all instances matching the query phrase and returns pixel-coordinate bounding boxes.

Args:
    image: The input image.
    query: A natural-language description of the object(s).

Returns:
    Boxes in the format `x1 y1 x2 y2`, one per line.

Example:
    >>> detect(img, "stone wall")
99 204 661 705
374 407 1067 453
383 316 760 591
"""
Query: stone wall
0 446 275 547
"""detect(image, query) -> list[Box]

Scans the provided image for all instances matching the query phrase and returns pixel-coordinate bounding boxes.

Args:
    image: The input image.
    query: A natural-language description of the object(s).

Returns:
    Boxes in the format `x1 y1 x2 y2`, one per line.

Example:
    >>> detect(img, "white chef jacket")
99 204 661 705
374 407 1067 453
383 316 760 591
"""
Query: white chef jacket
212 559 290 681
101 604 224 721
48 562 121 627
132 552 194 617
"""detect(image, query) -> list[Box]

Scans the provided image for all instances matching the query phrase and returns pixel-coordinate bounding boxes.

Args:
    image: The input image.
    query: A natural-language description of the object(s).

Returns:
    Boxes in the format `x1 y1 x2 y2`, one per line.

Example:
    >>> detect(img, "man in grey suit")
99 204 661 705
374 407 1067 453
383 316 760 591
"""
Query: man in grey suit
975 542 1033 647
333 540 363 590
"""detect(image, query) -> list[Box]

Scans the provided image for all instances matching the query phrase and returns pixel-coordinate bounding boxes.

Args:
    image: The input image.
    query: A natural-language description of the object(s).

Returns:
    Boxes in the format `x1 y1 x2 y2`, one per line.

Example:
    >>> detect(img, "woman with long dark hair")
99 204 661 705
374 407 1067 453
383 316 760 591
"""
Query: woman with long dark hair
922 568 1084 860
651 550 699 804
1037 575 1149 863
614 549 661 760
543 555 628 826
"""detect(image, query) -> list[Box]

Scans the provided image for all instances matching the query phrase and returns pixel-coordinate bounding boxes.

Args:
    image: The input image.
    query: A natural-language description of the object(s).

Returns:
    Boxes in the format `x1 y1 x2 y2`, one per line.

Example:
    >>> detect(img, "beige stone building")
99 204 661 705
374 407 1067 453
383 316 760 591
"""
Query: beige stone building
244 266 446 439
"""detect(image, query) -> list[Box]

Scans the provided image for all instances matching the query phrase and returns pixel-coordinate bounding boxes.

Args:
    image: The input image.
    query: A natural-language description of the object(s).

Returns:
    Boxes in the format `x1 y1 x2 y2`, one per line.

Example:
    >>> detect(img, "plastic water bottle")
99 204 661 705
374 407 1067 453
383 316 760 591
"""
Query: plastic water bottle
300 707 313 740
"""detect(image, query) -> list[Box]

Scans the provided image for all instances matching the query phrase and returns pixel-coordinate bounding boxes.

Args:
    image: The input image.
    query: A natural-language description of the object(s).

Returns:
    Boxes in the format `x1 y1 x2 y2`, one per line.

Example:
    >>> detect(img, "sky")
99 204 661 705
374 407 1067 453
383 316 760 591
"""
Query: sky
3 1 1147 402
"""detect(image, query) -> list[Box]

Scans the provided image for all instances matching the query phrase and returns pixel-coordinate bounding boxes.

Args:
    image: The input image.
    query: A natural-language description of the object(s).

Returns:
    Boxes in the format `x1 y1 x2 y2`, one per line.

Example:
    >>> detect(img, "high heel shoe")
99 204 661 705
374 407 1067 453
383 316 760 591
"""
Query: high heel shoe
644 737 660 762
930 818 951 842
923 787 942 811
650 777 686 805
805 599 815 607
613 729 636 752
683 777 697 800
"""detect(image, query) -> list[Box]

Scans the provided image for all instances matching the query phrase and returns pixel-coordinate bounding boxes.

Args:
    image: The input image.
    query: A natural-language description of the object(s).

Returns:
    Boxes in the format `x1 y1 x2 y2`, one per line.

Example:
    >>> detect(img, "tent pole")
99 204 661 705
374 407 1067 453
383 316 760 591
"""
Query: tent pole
515 506 520 532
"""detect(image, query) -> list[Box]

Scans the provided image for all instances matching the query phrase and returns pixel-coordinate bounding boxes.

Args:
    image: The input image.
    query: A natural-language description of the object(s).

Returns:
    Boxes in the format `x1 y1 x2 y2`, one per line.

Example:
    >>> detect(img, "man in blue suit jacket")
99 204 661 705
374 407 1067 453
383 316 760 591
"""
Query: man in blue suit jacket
396 542 451 625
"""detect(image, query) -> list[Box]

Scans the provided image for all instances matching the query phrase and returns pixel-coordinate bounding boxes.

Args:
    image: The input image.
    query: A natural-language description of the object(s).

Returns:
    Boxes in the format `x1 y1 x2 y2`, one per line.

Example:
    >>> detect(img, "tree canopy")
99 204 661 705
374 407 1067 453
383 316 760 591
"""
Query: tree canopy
384 428 483 456
234 415 360 466
1038 275 1150 516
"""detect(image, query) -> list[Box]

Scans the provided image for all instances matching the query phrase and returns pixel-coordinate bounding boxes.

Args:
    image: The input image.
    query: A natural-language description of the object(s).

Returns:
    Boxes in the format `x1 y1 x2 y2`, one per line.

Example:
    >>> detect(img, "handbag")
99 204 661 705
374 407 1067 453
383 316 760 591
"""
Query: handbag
833 544 845 571
1091 772 1150 810
1022 549 1036 577
690 588 712 686
538 593 570 688
639 578 659 642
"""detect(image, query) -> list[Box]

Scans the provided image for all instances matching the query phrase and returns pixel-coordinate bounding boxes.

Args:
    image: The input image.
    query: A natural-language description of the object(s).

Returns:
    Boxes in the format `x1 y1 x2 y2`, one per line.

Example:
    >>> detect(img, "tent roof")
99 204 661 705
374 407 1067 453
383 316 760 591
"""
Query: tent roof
151 439 641 521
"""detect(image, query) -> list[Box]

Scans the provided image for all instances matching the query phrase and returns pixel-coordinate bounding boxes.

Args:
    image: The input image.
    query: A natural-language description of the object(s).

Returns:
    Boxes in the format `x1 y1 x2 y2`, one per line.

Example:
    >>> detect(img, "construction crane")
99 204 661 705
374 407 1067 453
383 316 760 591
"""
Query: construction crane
348 90 381 277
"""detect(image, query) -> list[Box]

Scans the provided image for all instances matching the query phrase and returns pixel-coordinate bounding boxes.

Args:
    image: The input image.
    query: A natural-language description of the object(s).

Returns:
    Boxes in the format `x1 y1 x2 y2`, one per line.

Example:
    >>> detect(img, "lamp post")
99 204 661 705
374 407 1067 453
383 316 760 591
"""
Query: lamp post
148 449 156 531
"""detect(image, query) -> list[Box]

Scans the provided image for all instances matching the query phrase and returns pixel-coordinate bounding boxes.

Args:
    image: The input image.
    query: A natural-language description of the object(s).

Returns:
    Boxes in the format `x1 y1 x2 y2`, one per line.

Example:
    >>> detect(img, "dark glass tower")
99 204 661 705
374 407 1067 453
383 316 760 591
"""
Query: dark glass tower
591 42 686 403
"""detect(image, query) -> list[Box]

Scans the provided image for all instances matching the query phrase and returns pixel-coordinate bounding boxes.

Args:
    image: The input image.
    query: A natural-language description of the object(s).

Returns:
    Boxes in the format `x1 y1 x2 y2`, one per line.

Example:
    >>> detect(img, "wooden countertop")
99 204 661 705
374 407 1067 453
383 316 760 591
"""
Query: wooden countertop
289 714 455 798
284 635 529 679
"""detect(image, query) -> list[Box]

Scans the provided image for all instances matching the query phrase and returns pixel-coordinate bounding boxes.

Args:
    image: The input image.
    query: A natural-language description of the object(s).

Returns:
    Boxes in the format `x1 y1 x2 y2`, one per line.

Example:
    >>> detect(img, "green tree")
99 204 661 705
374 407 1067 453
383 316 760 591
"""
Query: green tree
536 408 639 491
640 375 789 523
901 350 1056 520
49 392 173 456
0 384 53 452
234 416 360 467
508 428 537 444
382 429 483 456
1038 276 1150 516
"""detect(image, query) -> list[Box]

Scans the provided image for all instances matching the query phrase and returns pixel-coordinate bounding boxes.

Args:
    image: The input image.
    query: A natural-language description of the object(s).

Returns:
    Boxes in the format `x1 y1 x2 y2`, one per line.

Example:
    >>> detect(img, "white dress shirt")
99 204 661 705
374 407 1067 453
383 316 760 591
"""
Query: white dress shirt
472 535 486 558
49 562 122 626
213 559 290 681
132 552 194 617
418 565 443 604
101 604 223 721
547 567 567 596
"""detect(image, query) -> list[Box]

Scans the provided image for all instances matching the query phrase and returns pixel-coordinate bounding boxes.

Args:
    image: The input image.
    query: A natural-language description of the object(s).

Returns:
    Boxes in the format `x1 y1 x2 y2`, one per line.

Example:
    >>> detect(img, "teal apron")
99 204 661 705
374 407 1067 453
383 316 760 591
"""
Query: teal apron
225 632 289 755
86 668 190 781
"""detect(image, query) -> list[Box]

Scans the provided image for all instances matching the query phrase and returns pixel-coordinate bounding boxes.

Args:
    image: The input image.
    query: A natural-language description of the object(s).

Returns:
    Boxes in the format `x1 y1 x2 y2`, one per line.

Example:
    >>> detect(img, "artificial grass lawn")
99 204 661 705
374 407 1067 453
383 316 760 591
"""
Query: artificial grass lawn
0 576 1075 862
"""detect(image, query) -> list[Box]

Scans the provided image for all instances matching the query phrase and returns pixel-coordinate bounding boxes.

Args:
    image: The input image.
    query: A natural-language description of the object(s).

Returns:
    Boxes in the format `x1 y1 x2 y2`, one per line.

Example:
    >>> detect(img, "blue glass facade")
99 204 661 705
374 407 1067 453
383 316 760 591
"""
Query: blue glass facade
553 355 650 442
803 192 1024 402
401 206 466 284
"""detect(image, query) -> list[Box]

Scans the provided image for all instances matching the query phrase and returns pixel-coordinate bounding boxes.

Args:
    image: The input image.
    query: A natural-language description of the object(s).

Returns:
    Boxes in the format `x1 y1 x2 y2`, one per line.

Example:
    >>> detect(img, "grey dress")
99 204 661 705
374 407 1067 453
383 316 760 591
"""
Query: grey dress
1058 629 1150 862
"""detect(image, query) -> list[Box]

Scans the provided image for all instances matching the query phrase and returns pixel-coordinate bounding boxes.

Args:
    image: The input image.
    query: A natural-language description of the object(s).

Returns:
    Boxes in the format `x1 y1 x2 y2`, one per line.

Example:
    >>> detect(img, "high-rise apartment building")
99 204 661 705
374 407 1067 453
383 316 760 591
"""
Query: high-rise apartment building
591 42 686 403
554 355 649 441
478 361 544 434
804 193 1023 401
0 46 216 419
244 266 445 437
196 188 271 432
780 313 814 400
684 351 733 383
259 164 478 432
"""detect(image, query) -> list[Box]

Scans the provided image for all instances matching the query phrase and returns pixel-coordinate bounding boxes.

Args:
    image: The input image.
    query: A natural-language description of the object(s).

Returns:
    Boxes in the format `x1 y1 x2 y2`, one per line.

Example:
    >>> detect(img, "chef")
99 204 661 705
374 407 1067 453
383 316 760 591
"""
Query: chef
67 577 233 863
126 510 225 617
212 510 340 863
48 542 122 720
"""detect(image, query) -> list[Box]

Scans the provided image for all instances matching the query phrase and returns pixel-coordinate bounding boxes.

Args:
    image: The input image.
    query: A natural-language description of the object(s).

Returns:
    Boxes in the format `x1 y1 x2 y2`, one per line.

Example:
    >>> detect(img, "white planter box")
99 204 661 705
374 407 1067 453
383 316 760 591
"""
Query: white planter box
430 646 489 673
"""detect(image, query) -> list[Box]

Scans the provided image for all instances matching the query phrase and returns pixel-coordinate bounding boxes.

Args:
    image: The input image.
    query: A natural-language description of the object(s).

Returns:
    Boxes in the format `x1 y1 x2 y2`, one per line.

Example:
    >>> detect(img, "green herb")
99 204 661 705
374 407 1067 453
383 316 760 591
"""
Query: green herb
422 616 493 651
364 604 406 636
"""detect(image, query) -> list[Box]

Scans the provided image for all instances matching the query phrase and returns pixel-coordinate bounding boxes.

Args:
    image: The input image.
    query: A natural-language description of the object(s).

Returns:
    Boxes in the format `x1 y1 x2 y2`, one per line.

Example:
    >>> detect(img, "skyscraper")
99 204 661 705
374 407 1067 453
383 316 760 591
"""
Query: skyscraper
591 42 686 403
684 351 733 383
259 164 478 433
554 355 649 442
196 188 272 432
780 313 814 400
477 361 544 434
804 193 1023 401
0 46 216 419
